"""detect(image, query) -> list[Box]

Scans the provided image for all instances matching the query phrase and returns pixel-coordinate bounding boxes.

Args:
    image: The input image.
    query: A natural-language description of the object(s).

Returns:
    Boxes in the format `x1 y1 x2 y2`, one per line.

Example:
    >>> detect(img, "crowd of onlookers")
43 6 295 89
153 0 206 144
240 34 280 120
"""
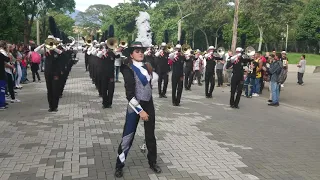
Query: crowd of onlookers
0 40 43 110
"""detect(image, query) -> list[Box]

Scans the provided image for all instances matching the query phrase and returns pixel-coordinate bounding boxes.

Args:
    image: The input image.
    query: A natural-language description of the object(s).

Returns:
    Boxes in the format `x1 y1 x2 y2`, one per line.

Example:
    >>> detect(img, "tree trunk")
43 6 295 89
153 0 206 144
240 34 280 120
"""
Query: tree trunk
199 28 209 49
231 0 239 53
258 26 263 51
192 28 195 49
24 15 30 45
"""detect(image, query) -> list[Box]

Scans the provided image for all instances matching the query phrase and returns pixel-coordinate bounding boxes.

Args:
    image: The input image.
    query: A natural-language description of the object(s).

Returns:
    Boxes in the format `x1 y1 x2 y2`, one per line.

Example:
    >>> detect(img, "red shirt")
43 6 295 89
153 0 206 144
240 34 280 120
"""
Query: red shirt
21 58 27 67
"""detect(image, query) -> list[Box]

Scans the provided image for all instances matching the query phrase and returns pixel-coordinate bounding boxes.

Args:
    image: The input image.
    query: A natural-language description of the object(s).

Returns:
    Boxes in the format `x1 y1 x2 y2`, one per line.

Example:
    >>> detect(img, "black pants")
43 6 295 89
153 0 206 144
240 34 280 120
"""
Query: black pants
230 77 244 107
194 70 201 85
45 73 60 110
31 63 40 81
172 75 183 105
205 72 215 96
116 99 157 168
216 69 223 86
297 72 304 85
184 70 193 89
260 77 264 94
158 73 168 96
102 76 115 106
6 73 15 100
85 54 89 71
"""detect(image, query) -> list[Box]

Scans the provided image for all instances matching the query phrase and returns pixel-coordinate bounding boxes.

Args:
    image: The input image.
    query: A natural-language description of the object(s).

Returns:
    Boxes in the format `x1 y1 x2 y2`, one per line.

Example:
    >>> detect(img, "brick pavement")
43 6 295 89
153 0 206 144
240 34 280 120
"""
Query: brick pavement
0 53 319 180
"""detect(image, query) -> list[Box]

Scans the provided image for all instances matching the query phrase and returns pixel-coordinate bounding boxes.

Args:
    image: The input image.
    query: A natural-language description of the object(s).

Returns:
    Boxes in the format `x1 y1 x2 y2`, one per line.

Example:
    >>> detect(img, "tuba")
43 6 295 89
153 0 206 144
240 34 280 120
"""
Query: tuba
106 37 118 50
217 47 225 57
45 38 57 50
182 44 192 55
245 46 256 57
85 35 92 46
68 36 76 47
119 40 128 48
166 43 173 53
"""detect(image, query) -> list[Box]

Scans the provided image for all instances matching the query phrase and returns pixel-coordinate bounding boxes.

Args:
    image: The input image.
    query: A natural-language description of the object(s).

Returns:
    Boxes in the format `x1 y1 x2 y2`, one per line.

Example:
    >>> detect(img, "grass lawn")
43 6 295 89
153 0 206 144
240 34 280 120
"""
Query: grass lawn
287 53 320 66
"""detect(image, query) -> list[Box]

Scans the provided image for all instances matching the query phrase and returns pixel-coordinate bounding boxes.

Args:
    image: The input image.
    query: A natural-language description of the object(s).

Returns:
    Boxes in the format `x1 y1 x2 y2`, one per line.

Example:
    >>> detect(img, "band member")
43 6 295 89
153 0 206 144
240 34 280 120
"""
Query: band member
193 50 203 86
184 50 195 90
155 42 170 98
115 42 161 178
144 46 156 70
226 47 251 109
169 44 185 106
100 45 119 109
35 35 63 112
204 46 222 98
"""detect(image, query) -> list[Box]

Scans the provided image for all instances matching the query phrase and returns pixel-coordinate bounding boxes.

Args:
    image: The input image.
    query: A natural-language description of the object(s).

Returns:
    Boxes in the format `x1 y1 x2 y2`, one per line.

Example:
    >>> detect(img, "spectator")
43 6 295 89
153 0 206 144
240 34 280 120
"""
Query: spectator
268 53 283 107
297 54 306 85
0 40 10 110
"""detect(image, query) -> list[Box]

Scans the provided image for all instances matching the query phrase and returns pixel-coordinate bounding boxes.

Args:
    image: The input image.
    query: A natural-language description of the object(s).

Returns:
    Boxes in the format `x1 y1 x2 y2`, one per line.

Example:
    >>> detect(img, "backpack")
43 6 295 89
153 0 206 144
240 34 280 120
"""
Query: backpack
277 62 287 84
30 51 41 64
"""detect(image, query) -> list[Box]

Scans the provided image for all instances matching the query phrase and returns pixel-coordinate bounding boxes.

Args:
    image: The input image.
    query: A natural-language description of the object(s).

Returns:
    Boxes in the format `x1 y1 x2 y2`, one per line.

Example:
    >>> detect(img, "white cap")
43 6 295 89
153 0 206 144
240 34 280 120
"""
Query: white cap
100 42 105 45
208 46 215 50
161 42 166 47
56 38 61 42
47 35 55 39
93 40 98 43
281 51 286 54
175 44 181 49
236 47 243 52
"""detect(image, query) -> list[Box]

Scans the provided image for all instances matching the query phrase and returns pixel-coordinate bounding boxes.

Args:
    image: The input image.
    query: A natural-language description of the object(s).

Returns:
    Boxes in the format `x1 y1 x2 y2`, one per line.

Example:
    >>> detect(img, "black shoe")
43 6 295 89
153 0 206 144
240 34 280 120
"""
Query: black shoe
268 100 272 102
115 168 123 178
159 94 163 98
234 105 239 109
162 94 167 98
149 163 162 174
48 109 53 112
198 83 202 86
230 105 235 108
268 103 279 107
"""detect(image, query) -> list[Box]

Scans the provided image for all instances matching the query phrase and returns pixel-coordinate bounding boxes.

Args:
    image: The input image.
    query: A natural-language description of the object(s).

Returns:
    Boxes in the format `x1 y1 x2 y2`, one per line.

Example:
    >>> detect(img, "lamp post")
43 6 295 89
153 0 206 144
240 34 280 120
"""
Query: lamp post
286 23 289 51
177 13 192 43
215 23 226 48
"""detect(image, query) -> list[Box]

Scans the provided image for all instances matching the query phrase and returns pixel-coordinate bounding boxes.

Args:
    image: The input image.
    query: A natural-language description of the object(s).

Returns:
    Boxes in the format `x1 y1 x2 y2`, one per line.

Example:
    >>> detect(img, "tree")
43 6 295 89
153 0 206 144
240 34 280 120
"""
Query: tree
20 0 75 44
0 0 24 43
296 0 320 53
76 4 112 33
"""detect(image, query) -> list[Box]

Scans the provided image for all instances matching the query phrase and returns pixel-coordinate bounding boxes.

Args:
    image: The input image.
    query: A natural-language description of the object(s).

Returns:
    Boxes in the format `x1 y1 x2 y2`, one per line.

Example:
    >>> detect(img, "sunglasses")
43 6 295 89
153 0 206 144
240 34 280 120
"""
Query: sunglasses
134 49 145 53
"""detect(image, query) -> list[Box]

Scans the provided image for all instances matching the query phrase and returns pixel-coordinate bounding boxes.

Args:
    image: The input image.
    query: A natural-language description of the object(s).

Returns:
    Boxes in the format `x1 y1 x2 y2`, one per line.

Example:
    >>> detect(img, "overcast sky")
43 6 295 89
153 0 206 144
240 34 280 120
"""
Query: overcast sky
75 0 124 11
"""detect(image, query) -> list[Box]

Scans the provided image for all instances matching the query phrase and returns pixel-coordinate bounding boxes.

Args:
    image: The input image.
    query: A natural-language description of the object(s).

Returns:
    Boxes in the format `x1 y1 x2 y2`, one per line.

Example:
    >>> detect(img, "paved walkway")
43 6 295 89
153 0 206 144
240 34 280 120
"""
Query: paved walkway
0 54 319 180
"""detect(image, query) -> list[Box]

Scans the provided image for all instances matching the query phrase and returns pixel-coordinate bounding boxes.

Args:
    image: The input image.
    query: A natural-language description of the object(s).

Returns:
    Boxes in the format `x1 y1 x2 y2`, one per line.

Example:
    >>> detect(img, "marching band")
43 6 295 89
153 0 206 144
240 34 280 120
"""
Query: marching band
35 14 264 178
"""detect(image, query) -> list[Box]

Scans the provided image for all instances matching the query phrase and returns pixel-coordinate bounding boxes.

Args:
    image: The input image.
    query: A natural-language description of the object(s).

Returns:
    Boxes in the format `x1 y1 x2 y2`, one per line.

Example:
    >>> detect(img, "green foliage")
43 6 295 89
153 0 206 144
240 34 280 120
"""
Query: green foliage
296 0 320 44
0 0 24 43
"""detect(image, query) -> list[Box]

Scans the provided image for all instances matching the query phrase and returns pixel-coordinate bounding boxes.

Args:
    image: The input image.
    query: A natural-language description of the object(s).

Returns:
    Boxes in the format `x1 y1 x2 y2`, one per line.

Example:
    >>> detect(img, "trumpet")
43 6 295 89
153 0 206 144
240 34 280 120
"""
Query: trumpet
68 36 75 47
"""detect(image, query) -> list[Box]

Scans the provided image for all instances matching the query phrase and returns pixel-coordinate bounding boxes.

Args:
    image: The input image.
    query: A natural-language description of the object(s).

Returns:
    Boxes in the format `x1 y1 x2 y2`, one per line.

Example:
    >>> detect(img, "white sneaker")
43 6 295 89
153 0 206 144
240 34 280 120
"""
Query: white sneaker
252 93 259 97
281 84 284 87
11 99 21 103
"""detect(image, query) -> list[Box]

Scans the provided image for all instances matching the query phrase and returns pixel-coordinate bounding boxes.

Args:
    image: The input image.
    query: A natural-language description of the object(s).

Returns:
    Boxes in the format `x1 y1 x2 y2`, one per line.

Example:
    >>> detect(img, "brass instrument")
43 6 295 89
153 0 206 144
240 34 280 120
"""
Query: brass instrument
119 40 128 48
68 36 75 47
85 35 92 47
217 47 225 57
182 44 192 55
165 43 173 53
45 38 57 50
106 37 118 50
245 46 256 57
